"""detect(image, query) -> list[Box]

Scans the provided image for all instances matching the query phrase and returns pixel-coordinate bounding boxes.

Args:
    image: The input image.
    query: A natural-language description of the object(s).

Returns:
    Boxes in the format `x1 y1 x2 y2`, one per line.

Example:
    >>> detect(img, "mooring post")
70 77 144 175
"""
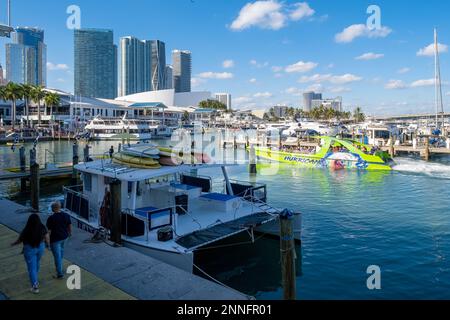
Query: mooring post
83 145 90 162
19 146 27 192
30 149 39 212
72 143 79 185
280 209 296 300
110 179 122 245
389 135 395 158
249 145 257 175
446 137 450 150
424 137 430 161
211 135 216 158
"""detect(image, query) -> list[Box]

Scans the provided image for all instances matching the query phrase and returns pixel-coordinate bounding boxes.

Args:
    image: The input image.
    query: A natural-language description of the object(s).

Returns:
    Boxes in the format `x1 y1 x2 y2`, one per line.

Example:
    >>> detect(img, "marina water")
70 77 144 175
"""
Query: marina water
1 140 450 300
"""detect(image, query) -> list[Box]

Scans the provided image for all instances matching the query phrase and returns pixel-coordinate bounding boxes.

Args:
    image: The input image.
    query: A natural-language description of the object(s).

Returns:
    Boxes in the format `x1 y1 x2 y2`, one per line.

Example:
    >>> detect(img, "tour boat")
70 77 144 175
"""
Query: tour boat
84 116 172 141
253 136 393 171
62 158 301 273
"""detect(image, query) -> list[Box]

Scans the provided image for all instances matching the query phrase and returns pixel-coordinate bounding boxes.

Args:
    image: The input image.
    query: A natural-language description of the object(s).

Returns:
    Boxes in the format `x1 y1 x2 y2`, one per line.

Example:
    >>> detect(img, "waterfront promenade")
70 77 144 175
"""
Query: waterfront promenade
0 199 250 300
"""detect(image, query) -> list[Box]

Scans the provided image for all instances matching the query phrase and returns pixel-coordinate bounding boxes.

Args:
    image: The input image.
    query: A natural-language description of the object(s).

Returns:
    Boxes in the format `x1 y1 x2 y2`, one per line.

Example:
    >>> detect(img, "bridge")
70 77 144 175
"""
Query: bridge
369 112 450 122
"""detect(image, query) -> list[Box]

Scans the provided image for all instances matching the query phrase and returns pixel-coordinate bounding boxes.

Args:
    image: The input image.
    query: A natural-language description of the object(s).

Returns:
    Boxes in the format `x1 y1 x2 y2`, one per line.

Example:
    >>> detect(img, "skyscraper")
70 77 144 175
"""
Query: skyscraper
120 36 152 96
302 91 322 112
5 27 46 86
172 50 191 93
165 65 173 90
74 29 117 99
0 63 6 85
150 40 166 91
215 93 232 110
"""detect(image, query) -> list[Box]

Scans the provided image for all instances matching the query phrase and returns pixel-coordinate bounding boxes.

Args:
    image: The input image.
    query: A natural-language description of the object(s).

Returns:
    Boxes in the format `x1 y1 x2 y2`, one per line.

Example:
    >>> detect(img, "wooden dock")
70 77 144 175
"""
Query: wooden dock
0 167 73 181
0 199 251 300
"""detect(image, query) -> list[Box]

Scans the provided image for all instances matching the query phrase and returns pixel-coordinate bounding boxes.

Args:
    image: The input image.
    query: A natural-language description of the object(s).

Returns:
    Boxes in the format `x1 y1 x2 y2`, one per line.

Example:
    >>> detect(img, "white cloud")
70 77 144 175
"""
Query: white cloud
249 78 257 83
304 83 324 92
417 43 448 57
335 24 392 43
235 96 254 104
254 92 273 98
298 73 362 84
410 79 435 87
284 87 302 96
250 60 269 68
329 86 351 94
289 2 315 21
191 77 206 88
271 66 283 72
230 1 315 31
197 72 234 79
230 1 286 31
274 73 283 78
397 67 411 74
222 60 235 68
385 80 407 90
47 62 69 71
285 60 318 73
355 52 384 61
56 78 66 83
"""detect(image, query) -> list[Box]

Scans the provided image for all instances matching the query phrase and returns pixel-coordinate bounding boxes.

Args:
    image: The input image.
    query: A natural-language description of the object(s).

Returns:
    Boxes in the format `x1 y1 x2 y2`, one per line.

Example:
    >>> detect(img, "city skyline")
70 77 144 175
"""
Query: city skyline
0 0 450 115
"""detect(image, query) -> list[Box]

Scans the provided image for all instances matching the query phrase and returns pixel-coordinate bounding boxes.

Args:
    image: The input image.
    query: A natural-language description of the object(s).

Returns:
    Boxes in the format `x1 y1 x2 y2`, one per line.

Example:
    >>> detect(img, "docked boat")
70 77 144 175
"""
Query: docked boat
253 136 393 171
62 158 301 273
84 116 172 141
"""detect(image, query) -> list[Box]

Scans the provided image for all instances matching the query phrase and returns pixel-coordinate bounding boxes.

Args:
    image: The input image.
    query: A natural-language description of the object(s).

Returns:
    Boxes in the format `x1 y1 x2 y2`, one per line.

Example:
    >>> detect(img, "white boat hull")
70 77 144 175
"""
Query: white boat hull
255 213 302 242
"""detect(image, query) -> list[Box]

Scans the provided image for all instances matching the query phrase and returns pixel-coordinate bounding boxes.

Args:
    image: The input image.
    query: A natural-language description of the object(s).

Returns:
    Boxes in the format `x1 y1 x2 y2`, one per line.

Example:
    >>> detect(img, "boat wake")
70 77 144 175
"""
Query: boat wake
392 158 450 180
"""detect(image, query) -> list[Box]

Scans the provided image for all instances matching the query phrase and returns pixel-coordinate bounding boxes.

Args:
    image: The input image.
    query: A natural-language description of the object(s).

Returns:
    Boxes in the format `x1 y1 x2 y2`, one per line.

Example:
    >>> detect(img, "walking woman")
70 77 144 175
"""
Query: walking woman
11 214 50 294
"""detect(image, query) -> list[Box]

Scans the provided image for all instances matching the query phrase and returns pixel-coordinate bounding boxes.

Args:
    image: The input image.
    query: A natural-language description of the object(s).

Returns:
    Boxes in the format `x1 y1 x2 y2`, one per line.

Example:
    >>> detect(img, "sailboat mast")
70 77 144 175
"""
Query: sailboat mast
434 28 445 129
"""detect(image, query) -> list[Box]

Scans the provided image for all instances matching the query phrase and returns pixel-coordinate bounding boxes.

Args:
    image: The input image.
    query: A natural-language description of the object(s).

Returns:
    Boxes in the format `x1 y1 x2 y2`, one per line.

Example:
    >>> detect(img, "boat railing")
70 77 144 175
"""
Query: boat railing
122 207 175 242
63 185 91 222
224 179 267 203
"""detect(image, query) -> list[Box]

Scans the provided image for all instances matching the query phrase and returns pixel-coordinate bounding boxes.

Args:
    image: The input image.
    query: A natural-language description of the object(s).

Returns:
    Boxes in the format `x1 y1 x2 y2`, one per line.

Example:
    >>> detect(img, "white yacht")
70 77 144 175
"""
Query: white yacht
84 116 172 141
62 160 302 273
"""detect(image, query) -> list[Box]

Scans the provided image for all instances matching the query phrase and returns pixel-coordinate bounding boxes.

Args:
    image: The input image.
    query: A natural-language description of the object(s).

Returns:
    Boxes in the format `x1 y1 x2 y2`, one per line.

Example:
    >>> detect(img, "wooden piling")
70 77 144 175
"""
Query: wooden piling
423 137 430 161
280 210 296 300
72 143 79 185
30 149 39 212
110 179 122 245
19 147 27 193
389 136 395 158
83 145 90 162
249 145 257 175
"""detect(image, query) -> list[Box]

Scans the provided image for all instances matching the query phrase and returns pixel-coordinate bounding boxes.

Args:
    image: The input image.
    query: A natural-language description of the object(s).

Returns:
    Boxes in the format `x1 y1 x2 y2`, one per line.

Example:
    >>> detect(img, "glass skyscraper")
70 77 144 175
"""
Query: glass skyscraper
165 65 173 90
120 36 152 97
5 27 46 86
151 40 166 91
74 29 117 99
172 50 191 93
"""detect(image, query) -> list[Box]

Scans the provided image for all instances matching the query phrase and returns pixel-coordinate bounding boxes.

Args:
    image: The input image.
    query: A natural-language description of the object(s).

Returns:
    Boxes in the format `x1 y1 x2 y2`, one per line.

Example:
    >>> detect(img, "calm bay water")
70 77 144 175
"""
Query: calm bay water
1 140 450 300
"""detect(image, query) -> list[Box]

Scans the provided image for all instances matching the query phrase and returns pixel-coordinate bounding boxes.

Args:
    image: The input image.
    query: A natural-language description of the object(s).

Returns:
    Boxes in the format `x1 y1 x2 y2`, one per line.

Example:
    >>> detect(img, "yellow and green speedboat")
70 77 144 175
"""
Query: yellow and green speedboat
253 136 393 171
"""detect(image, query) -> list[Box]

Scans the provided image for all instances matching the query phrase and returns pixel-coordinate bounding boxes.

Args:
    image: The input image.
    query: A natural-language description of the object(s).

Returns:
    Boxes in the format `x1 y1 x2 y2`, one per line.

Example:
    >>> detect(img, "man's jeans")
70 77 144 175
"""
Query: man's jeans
50 240 66 277
23 243 45 287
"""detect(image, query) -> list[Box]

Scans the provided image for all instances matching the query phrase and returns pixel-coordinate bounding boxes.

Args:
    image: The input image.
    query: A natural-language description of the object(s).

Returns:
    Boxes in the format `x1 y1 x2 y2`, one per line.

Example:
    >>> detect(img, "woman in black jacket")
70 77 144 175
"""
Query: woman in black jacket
12 214 50 294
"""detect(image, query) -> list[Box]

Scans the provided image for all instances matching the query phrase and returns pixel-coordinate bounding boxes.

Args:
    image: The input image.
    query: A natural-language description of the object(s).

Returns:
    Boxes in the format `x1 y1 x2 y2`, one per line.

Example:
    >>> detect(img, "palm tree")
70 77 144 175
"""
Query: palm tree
44 92 60 117
4 82 23 130
31 86 46 127
21 84 33 128
353 107 366 123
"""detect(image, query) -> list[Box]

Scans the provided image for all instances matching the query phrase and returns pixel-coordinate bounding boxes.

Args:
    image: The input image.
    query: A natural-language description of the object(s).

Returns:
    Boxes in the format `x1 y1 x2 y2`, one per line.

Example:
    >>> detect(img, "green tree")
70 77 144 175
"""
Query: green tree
353 107 365 123
31 86 46 127
182 111 190 124
198 99 227 111
44 92 60 117
4 82 23 130
21 84 34 127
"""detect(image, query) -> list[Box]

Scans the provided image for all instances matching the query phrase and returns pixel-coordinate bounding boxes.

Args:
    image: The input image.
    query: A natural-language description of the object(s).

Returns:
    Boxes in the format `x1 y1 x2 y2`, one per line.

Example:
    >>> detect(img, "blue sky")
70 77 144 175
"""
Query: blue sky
1 0 450 115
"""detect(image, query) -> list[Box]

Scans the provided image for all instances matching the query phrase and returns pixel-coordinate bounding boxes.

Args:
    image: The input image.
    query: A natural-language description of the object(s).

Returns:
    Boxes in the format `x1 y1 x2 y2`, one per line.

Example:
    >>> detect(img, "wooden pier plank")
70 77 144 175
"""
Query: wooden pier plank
0 225 134 300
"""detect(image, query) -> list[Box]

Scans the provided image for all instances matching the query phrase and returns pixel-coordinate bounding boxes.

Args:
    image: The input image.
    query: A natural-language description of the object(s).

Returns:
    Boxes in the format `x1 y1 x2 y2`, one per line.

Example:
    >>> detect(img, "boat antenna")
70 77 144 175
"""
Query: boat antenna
7 0 11 27
434 28 445 129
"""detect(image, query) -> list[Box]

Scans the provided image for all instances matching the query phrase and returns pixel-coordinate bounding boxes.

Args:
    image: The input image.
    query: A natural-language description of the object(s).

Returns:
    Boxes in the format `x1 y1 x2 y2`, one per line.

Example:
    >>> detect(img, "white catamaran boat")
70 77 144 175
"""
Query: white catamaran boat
62 160 302 273
84 116 172 141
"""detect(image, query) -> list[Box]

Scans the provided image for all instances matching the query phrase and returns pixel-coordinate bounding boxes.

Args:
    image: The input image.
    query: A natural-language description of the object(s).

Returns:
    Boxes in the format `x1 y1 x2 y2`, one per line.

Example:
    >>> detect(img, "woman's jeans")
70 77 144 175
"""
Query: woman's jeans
23 243 45 287
50 240 66 277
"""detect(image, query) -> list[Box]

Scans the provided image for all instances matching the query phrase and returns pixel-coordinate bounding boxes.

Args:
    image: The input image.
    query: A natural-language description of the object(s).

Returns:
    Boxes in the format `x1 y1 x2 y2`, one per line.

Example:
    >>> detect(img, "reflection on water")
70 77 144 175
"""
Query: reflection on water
1 141 450 299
